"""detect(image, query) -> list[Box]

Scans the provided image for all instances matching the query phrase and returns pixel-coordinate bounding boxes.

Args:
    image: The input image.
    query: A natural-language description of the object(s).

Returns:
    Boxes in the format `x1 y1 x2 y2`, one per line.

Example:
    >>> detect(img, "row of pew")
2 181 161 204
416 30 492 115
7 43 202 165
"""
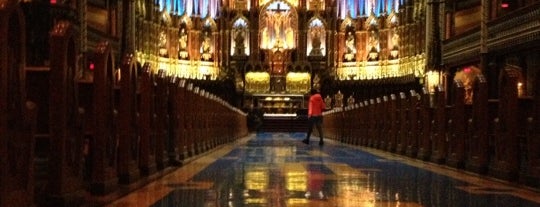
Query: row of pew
1 8 249 207
323 65 540 189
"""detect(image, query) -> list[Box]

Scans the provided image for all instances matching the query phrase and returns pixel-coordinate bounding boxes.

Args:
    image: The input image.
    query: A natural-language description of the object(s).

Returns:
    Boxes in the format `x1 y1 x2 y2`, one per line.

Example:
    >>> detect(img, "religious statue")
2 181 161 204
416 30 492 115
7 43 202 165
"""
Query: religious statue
234 30 246 56
345 31 355 54
344 31 355 61
347 95 355 106
334 90 344 108
158 31 168 57
324 95 332 109
309 28 323 56
389 33 399 59
201 31 212 60
367 30 380 61
178 28 188 59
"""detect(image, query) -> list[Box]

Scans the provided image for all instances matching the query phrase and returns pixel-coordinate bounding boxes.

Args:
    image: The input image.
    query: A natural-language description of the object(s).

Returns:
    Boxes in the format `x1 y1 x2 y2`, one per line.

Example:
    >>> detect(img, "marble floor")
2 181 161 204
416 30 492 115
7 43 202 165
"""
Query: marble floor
106 133 540 207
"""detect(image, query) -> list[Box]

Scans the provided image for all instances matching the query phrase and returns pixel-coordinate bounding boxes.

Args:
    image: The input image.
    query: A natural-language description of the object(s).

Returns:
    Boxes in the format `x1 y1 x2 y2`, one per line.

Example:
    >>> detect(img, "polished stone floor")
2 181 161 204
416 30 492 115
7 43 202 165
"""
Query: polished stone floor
107 133 540 207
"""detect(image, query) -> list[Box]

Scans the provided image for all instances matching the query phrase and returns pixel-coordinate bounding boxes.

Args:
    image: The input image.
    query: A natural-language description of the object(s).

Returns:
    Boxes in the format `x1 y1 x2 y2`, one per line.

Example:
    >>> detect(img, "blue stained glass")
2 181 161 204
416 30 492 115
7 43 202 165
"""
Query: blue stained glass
200 0 208 17
177 0 184 14
347 0 356 17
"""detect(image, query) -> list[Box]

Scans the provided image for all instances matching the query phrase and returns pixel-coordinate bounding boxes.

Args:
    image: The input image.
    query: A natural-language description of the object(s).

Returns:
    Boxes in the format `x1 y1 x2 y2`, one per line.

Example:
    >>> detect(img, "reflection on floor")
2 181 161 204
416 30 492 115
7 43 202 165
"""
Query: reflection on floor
106 133 540 207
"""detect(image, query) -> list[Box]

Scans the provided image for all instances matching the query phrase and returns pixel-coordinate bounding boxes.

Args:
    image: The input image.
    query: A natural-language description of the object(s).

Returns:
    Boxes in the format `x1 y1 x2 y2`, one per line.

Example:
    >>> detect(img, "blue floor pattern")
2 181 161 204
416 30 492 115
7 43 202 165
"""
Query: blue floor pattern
152 133 540 207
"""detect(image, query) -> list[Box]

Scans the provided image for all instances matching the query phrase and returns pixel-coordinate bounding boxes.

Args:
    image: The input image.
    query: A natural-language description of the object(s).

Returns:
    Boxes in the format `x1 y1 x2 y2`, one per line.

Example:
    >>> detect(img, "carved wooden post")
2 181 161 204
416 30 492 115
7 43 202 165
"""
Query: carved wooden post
406 90 419 157
1 2 38 206
447 80 466 168
396 92 408 154
417 88 432 160
466 74 489 174
118 53 140 183
430 86 447 164
138 64 157 176
91 41 118 194
489 66 520 180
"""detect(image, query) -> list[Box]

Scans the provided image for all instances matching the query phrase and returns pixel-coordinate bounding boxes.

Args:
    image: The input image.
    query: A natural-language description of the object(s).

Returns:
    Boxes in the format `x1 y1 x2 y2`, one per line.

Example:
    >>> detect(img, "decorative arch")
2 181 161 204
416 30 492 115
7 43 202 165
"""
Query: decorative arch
259 0 298 50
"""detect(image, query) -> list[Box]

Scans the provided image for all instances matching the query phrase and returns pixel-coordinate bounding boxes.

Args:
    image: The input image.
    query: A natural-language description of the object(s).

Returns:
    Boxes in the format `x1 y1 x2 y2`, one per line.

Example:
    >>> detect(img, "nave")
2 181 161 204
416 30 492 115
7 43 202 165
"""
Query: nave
105 133 540 207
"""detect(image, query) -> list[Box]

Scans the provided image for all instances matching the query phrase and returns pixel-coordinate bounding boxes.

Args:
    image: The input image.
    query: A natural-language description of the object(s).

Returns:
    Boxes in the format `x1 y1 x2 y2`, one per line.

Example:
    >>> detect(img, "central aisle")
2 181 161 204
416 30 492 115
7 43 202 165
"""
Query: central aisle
107 133 540 207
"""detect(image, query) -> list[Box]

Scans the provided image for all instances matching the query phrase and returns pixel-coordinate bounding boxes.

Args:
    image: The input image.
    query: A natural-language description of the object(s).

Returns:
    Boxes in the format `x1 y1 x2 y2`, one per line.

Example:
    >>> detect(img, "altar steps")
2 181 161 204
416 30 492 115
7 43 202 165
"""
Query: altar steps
261 116 309 132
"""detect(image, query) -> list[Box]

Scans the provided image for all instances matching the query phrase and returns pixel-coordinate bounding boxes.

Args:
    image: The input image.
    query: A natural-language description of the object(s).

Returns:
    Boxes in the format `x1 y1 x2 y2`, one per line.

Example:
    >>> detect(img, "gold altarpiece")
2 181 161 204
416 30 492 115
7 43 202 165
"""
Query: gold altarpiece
244 0 310 96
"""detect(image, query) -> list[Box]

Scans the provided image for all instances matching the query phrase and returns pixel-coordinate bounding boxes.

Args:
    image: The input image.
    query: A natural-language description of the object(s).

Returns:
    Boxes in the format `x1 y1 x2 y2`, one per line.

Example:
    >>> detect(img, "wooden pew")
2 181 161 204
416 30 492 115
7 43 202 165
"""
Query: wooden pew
138 63 157 176
447 80 466 168
430 86 447 164
1 2 38 206
523 69 540 187
167 76 182 165
396 92 408 154
117 53 140 183
90 41 119 194
405 90 420 157
465 74 489 174
176 79 189 161
367 99 376 147
417 88 432 161
489 65 520 180
154 70 169 169
43 20 86 206
387 94 397 152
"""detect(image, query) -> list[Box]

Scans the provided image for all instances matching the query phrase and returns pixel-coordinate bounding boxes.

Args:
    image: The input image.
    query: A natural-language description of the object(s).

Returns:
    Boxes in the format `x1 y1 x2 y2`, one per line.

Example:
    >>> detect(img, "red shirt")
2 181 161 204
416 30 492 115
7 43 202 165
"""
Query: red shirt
308 93 325 117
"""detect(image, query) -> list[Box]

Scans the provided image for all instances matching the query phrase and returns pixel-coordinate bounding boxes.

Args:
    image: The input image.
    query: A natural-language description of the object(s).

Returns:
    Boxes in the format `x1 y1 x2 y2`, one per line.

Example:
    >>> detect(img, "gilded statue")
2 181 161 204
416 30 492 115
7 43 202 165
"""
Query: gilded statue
334 90 344 108
324 95 332 109
347 95 355 106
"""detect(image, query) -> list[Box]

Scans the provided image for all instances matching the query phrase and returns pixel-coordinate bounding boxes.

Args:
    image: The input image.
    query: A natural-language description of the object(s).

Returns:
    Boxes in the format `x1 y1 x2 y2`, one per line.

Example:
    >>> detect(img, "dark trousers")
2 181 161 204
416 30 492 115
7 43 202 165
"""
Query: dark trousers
306 116 323 141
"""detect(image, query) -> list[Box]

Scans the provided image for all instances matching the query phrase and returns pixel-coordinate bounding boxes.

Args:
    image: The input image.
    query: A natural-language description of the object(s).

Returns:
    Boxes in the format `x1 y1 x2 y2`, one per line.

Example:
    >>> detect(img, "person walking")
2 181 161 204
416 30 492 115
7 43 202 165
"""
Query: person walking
302 89 326 146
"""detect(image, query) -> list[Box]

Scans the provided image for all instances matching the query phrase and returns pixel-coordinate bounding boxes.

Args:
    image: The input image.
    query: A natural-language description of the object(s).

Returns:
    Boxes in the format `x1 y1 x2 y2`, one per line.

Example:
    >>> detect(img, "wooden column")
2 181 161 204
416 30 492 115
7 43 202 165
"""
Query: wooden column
523 62 540 186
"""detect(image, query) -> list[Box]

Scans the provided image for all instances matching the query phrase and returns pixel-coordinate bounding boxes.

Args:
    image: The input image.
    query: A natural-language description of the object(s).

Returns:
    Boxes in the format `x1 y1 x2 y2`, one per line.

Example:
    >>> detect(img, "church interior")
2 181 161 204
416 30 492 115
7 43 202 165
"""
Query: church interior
1 0 540 206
